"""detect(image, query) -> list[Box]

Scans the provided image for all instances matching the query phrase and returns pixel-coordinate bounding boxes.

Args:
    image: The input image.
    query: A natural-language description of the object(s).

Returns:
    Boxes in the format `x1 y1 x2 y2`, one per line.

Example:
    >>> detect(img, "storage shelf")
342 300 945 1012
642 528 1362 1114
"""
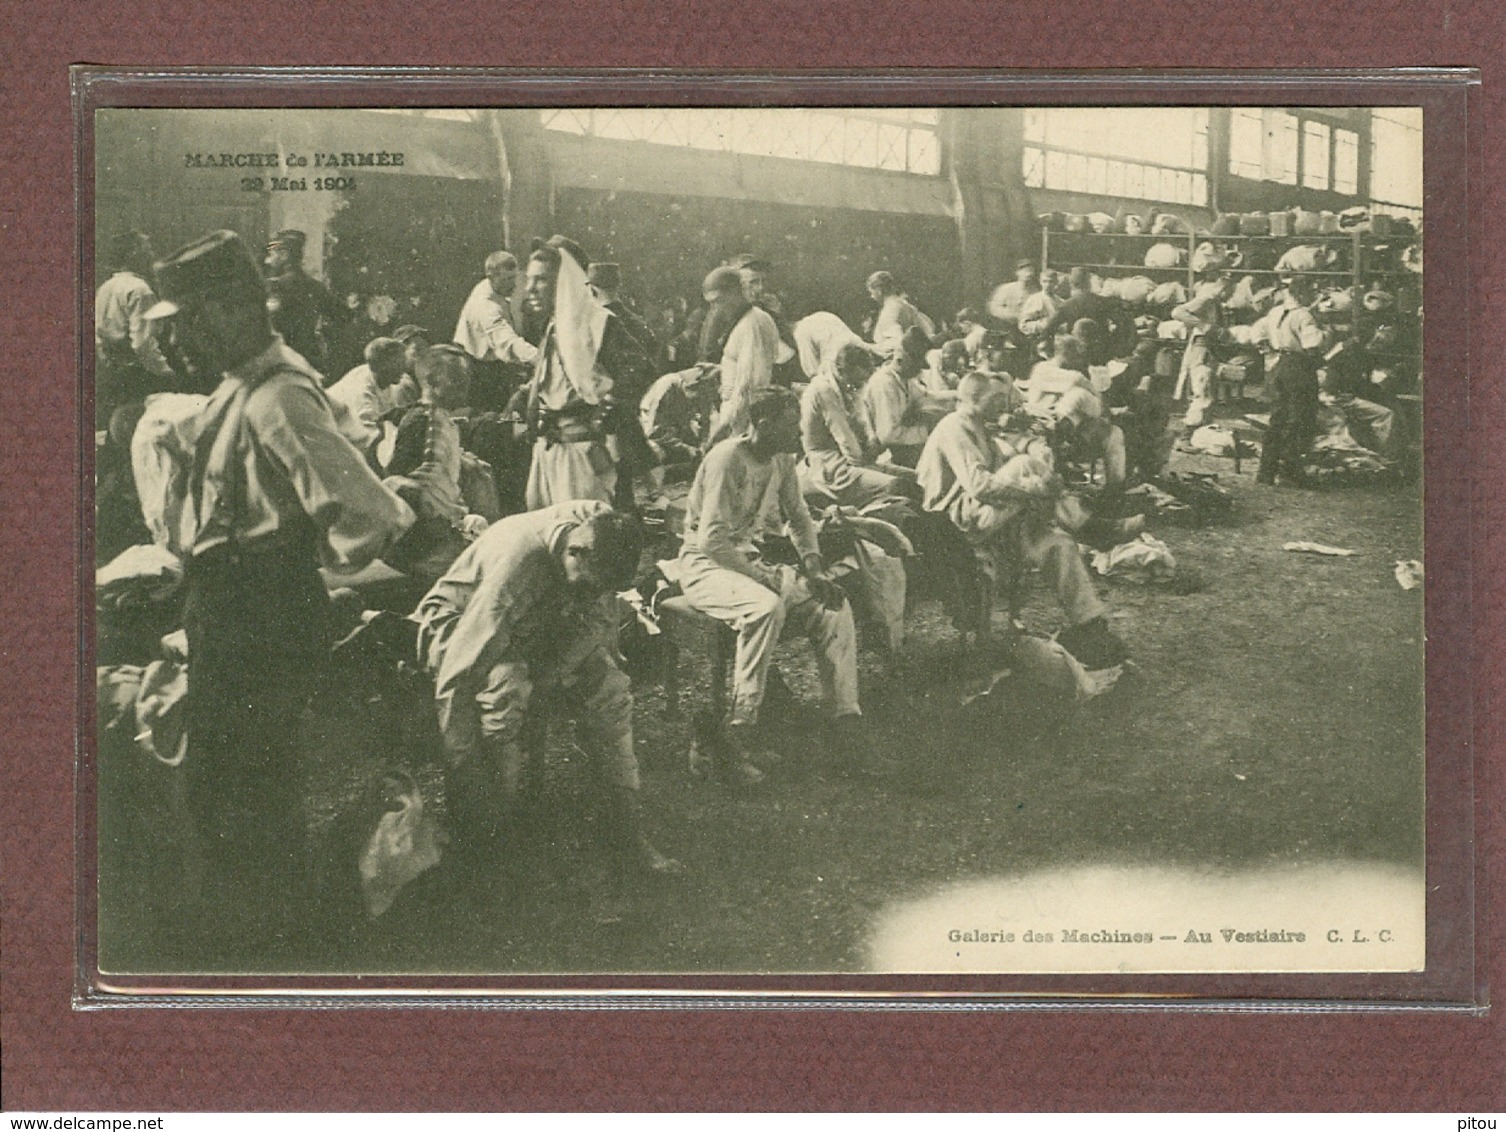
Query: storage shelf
1042 226 1420 317
1047 262 1190 271
1204 232 1360 241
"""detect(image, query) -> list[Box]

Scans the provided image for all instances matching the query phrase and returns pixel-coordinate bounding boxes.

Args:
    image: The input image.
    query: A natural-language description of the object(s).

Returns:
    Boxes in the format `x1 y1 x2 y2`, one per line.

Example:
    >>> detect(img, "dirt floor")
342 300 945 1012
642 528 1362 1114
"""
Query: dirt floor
96 427 1426 978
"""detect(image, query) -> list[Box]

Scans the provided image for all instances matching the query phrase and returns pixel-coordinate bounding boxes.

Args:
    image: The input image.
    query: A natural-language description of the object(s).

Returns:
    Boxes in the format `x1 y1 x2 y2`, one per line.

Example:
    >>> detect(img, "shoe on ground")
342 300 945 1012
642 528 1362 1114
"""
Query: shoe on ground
721 723 775 785
1078 513 1146 552
1055 617 1130 671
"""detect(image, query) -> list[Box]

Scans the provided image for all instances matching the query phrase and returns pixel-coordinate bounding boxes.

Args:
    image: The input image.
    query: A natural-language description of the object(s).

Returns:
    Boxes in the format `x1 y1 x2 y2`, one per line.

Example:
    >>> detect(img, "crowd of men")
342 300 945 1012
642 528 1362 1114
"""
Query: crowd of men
94 222 1394 963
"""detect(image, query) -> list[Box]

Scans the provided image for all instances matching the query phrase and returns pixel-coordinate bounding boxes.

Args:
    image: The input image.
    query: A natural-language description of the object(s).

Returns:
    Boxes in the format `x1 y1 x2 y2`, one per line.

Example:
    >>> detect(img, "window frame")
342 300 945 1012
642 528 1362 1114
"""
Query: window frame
1021 107 1210 208
537 107 944 177
1369 107 1424 216
1228 109 1378 204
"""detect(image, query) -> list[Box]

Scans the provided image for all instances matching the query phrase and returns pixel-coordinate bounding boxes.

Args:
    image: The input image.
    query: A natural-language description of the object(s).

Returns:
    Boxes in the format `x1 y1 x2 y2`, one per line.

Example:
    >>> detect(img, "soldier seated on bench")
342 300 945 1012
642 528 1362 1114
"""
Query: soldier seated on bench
1020 332 1128 489
382 345 498 580
676 387 896 782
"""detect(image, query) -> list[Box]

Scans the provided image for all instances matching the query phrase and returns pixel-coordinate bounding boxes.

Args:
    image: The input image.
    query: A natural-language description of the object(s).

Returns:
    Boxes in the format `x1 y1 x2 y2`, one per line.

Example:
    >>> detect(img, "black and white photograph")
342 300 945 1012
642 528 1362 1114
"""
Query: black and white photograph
89 101 1428 982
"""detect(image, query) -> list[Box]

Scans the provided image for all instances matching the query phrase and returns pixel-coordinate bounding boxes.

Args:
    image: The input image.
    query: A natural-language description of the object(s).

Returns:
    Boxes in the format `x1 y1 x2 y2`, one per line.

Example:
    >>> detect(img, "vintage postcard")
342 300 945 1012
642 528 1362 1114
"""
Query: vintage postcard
85 88 1444 995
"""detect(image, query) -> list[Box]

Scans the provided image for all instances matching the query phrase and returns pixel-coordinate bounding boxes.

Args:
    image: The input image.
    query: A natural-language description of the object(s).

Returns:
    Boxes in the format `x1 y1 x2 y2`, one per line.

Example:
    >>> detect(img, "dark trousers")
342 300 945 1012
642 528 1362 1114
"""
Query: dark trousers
1258 353 1320 483
182 540 330 965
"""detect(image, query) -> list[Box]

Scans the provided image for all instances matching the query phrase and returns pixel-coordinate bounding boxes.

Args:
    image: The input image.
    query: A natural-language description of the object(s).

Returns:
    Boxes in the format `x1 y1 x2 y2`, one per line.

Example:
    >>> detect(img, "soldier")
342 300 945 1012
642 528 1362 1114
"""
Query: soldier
412 501 681 899
454 251 538 413
146 230 413 964
95 229 174 428
263 227 348 374
1256 275 1331 487
520 236 655 512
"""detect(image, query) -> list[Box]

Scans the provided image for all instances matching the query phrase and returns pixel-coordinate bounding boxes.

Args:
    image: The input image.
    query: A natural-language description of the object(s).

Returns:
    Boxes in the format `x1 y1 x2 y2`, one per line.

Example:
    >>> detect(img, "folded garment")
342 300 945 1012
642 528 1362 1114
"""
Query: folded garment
1188 425 1248 456
97 664 146 736
1149 281 1188 308
1283 541 1357 557
1021 633 1125 699
1275 245 1338 274
1117 276 1158 306
135 657 188 766
96 544 184 610
1091 533 1177 583
358 769 445 919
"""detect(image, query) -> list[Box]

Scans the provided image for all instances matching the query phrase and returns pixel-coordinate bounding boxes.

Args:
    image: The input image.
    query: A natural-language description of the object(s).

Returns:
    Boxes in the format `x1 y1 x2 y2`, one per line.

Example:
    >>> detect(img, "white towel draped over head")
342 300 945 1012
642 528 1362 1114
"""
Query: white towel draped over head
550 243 613 404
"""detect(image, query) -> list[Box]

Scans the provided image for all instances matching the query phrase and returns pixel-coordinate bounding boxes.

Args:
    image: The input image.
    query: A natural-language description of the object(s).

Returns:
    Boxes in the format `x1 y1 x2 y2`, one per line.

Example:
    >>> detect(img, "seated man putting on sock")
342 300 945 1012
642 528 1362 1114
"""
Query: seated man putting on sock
1021 332 1128 488
916 371 1127 665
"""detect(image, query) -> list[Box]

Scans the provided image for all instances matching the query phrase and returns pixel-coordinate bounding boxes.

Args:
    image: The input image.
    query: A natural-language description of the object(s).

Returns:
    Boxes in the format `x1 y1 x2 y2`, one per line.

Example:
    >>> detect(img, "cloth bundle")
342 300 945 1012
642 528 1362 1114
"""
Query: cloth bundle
1275 245 1340 274
1226 275 1279 315
1090 533 1177 583
96 629 191 768
1149 281 1188 308
131 392 210 552
1102 275 1158 306
1144 243 1186 270
358 769 445 919
1188 424 1246 456
1191 242 1240 275
1012 633 1124 701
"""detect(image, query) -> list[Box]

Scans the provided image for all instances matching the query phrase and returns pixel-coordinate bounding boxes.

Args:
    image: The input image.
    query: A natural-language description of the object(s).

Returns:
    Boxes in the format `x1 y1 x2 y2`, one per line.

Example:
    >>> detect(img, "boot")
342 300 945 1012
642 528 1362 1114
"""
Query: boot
438 741 526 890
600 785 685 886
1055 616 1129 670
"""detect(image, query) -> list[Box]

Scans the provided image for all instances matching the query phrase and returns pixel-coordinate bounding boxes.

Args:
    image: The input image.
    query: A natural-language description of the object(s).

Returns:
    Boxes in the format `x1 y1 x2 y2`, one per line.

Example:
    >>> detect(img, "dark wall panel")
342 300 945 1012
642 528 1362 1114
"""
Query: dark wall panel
551 185 965 335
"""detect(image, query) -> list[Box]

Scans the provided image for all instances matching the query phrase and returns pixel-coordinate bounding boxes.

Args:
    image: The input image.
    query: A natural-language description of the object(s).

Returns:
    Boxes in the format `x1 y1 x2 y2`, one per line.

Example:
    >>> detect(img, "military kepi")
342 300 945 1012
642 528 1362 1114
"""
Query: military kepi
586 262 621 290
266 228 307 254
145 229 267 320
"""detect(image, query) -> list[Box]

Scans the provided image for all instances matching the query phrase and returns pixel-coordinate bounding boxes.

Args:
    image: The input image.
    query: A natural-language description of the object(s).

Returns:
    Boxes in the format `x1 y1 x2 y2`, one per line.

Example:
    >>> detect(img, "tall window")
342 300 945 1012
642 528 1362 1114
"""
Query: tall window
1229 108 1297 186
1302 120 1331 190
1370 107 1423 218
1021 107 1209 206
539 108 942 176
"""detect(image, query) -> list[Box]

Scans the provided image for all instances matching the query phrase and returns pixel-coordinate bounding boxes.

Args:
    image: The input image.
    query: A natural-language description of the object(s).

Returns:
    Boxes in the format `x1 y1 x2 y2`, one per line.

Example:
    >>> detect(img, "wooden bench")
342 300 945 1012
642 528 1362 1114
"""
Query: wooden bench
656 594 736 743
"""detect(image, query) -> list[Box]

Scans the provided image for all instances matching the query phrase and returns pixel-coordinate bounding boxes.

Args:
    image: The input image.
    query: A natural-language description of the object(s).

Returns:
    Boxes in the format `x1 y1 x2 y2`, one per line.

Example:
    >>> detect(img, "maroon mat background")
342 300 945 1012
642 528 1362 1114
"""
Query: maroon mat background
3 2 1502 1112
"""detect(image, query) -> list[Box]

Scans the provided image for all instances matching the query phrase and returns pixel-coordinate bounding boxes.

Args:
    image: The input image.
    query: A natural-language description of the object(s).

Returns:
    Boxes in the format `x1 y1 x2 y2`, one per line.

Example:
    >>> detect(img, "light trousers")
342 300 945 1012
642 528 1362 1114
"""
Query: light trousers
678 551 860 727
949 497 1109 628
525 437 617 511
473 649 640 791
1340 397 1397 455
1180 341 1216 430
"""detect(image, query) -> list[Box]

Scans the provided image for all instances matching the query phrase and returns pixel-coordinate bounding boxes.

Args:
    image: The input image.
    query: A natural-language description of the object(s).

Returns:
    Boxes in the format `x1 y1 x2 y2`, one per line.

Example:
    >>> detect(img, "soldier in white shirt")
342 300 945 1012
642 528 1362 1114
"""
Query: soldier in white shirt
326 336 408 460
1256 275 1331 487
95 230 174 427
703 266 782 447
454 250 539 412
679 388 893 780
